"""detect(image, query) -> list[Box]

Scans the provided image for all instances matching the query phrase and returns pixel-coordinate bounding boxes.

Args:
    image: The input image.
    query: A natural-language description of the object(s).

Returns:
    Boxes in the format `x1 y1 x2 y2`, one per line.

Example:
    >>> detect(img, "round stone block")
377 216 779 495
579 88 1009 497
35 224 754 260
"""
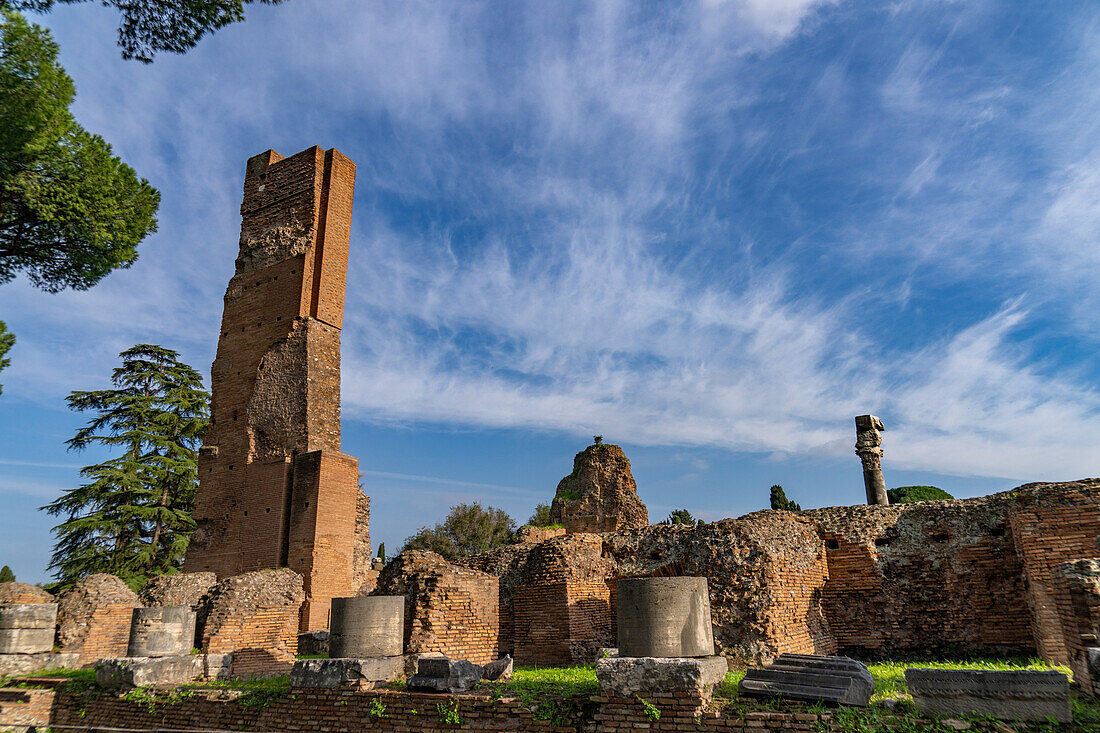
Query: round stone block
616 577 714 658
0 603 57 654
329 596 404 658
128 606 198 657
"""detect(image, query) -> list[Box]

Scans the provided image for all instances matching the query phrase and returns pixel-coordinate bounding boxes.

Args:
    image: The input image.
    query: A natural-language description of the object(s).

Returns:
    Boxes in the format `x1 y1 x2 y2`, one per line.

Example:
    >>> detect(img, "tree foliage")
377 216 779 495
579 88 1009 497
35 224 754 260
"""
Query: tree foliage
2 0 286 62
527 502 553 528
662 509 700 525
0 10 159 292
0 565 13 583
769 484 802 512
888 485 954 504
42 344 209 590
402 502 516 561
0 320 13 395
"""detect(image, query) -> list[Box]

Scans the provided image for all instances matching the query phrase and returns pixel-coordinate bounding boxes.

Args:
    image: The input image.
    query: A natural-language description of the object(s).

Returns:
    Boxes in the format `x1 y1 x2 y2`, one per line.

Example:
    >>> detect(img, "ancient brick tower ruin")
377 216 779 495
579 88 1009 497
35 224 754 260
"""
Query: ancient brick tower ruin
184 145 368 632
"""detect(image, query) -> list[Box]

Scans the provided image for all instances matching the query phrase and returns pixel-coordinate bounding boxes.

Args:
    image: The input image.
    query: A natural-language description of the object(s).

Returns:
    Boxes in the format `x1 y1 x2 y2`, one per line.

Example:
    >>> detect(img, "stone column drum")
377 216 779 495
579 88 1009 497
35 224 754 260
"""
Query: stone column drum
329 596 404 658
128 607 198 657
0 603 57 654
617 577 714 658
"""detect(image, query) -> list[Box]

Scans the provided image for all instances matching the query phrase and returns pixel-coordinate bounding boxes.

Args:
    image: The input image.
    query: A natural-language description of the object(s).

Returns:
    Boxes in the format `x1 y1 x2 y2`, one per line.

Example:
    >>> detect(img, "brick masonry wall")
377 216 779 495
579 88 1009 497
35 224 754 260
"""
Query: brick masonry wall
1009 485 1100 665
807 495 1037 658
74 604 135 667
376 551 501 664
184 145 363 634
203 605 300 677
16 688 842 733
1053 558 1100 697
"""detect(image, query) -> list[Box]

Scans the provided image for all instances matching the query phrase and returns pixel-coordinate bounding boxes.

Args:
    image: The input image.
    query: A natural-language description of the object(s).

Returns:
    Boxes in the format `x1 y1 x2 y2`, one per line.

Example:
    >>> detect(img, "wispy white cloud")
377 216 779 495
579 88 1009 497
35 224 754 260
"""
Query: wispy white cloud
3 0 1099 491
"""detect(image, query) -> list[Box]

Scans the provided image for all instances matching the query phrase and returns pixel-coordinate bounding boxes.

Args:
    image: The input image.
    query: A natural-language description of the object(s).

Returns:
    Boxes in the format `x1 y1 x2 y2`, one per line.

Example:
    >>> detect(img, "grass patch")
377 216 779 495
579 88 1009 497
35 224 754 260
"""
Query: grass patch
556 491 582 502
480 665 598 725
296 654 328 660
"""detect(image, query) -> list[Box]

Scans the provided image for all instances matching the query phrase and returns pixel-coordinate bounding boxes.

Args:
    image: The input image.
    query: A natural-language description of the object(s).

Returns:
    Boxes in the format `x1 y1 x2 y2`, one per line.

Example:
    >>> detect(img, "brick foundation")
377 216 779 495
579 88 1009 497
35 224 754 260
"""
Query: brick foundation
1010 488 1100 665
7 686 842 733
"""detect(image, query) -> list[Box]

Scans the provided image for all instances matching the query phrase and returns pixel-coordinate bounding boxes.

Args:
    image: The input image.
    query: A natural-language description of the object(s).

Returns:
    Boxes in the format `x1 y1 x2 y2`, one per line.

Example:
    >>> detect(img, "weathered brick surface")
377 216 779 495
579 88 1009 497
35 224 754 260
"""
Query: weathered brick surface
56 574 141 667
513 581 613 665
799 481 1099 660
184 145 366 632
375 551 500 664
1008 484 1100 665
1053 558 1100 697
201 569 304 677
20 687 841 733
469 516 834 664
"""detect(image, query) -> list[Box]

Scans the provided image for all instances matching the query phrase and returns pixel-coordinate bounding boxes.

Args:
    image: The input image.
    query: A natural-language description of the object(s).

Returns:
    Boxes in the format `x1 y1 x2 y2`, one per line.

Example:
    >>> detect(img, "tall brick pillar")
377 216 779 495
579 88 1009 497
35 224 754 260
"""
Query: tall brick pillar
184 145 364 631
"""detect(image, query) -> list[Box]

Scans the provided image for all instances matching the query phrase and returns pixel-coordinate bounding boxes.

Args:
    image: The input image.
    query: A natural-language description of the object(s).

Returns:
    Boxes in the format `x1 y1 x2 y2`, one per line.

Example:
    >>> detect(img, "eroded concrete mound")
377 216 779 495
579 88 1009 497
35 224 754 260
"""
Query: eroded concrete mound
139 573 217 610
549 443 648 533
0 582 54 605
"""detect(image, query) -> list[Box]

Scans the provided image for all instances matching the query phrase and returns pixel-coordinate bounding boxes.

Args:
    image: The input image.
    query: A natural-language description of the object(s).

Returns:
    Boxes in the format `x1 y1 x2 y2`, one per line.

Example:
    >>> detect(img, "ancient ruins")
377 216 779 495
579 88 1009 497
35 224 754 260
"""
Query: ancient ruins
2 147 1100 732
182 146 369 631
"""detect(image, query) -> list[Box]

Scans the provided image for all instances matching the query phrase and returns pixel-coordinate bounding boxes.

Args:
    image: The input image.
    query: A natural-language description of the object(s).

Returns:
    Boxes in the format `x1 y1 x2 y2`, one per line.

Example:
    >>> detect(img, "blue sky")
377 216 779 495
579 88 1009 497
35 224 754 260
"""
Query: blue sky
1 0 1099 583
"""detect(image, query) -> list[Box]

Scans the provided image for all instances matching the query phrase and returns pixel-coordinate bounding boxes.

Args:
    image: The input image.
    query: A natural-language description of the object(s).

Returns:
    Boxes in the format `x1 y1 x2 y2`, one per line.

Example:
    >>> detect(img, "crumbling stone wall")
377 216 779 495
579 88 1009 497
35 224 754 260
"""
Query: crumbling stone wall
56 574 141 666
804 497 1031 657
184 145 363 632
802 479 1100 661
604 515 836 662
1053 558 1100 697
507 535 616 665
373 551 499 664
549 444 648 533
465 515 834 664
201 569 304 678
0 583 53 605
353 491 372 592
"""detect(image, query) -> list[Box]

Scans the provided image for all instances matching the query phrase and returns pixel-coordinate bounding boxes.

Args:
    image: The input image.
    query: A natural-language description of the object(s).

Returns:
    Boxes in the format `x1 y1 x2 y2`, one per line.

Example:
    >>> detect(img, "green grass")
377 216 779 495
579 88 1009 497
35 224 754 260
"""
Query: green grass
480 665 599 725
555 491 582 502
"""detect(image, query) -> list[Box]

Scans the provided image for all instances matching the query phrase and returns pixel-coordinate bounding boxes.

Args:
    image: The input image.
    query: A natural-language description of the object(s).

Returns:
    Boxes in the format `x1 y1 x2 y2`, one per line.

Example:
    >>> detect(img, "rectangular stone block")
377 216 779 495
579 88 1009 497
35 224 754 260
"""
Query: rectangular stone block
407 657 484 693
289 657 404 688
0 651 79 677
203 652 233 680
596 656 728 698
904 668 1071 722
95 655 204 689
739 654 873 707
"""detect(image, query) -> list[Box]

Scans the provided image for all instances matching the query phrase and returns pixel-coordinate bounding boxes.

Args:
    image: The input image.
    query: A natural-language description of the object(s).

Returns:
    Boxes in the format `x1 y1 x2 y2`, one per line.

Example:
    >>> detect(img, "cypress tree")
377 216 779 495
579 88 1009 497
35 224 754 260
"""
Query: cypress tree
42 344 209 589
769 484 802 512
0 565 14 583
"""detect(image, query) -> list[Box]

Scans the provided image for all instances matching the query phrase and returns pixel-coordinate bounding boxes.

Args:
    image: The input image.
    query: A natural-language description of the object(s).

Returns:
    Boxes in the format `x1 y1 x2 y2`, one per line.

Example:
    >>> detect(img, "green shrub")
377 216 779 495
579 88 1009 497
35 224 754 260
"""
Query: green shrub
887 485 954 504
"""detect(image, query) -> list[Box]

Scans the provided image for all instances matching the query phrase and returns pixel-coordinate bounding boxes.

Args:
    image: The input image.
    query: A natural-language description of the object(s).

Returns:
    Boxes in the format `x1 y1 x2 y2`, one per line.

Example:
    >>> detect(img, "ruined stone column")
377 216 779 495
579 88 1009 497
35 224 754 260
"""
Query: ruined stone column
855 415 889 506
